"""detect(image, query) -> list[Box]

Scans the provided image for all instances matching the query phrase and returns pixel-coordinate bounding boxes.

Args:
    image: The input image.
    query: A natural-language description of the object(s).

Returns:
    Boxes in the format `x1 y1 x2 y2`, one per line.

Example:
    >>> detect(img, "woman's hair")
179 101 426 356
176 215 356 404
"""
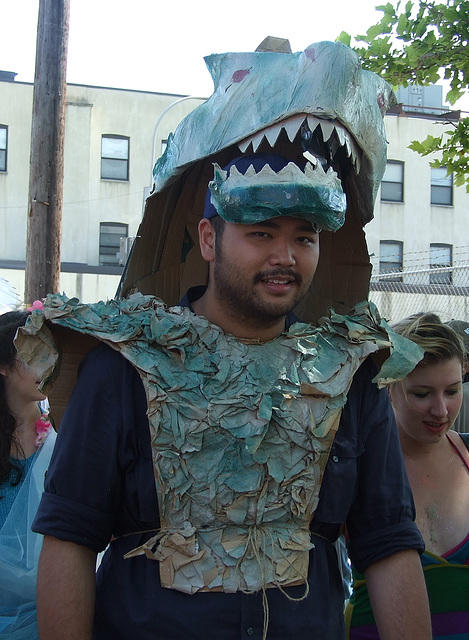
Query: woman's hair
391 312 466 369
0 310 30 486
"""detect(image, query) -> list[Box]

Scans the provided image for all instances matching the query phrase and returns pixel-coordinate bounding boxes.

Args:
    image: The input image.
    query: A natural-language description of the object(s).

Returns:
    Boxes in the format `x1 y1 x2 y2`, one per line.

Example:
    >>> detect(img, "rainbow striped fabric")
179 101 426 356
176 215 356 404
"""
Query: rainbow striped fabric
346 541 469 639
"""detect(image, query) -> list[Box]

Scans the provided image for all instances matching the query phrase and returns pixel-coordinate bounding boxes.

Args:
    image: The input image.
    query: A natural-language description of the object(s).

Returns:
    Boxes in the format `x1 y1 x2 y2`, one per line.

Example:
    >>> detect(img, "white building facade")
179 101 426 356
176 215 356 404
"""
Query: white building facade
367 91 469 322
1 76 468 320
0 74 205 304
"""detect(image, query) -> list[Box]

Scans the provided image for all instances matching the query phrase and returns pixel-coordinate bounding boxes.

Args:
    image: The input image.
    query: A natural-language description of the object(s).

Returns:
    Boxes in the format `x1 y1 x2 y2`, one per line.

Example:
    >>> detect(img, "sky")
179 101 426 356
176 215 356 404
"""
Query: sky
3 0 388 98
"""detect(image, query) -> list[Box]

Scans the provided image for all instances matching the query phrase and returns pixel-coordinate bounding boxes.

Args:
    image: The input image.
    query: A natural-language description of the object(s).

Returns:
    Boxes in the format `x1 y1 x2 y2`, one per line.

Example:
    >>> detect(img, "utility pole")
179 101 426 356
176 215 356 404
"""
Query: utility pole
25 0 70 304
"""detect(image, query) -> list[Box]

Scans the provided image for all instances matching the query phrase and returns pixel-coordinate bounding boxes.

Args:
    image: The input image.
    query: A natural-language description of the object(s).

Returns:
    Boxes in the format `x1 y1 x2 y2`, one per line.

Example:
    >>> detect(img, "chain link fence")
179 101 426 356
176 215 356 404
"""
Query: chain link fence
369 247 469 324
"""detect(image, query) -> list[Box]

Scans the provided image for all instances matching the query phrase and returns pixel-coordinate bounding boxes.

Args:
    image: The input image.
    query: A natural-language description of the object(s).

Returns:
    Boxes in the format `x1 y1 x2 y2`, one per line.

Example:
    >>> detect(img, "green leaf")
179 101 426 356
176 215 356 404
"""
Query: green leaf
446 87 465 105
409 134 443 155
415 20 428 37
397 14 411 36
336 31 351 46
454 172 466 187
423 30 437 45
367 22 393 39
376 2 397 17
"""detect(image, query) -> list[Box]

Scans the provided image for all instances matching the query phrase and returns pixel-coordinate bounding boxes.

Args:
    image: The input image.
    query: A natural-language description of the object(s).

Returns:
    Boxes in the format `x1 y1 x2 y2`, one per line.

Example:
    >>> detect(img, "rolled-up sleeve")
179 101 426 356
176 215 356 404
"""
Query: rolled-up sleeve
313 357 424 573
32 344 158 552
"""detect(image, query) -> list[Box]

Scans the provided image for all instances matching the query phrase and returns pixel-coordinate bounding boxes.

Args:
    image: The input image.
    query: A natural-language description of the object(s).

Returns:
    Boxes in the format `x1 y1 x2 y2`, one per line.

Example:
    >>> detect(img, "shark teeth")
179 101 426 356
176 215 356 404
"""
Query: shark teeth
283 114 306 142
313 117 335 143
237 113 362 173
222 159 343 192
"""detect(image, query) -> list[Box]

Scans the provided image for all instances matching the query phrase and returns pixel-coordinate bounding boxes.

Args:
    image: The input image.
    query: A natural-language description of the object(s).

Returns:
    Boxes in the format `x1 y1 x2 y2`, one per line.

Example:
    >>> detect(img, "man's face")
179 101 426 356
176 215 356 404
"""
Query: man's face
212 216 320 326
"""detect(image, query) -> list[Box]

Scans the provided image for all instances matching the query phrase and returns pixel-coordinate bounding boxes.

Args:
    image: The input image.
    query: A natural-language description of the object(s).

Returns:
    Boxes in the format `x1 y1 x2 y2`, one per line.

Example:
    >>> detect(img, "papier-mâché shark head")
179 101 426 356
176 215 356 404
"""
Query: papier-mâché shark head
118 40 396 323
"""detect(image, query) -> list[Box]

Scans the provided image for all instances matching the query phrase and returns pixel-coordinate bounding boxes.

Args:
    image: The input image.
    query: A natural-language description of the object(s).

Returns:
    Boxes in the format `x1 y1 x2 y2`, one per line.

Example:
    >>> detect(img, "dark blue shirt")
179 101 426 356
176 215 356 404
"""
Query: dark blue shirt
33 306 423 639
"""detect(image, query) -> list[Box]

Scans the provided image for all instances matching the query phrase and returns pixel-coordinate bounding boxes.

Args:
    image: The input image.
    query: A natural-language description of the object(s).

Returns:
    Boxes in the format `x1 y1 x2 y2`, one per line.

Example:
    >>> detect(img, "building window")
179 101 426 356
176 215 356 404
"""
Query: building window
101 135 129 180
431 167 452 205
430 243 452 284
99 222 128 266
0 125 7 172
381 161 404 202
379 240 403 281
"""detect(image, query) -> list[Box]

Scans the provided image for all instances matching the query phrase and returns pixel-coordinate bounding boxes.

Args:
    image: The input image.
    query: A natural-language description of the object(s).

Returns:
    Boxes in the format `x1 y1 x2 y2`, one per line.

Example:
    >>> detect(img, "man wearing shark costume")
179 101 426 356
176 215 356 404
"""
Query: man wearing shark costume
31 41 431 639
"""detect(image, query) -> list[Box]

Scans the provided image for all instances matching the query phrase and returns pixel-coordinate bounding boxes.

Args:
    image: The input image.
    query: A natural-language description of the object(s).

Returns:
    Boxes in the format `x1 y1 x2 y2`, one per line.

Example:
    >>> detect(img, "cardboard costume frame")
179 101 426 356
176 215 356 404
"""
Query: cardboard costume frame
18 40 401 427
117 40 396 324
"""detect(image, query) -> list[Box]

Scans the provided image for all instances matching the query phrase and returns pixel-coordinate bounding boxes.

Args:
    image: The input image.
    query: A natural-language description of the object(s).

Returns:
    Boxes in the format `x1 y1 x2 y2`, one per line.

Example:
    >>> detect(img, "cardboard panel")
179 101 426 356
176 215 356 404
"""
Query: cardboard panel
46 324 100 428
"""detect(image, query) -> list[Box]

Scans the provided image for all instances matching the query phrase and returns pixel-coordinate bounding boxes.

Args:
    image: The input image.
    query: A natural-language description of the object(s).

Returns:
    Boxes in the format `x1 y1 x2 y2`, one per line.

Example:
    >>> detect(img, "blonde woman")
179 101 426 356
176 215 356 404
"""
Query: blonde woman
346 313 469 638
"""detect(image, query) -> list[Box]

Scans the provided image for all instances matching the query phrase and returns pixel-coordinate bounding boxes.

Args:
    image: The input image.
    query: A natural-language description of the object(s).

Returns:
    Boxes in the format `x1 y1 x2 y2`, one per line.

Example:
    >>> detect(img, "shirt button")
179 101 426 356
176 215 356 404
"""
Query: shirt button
246 628 254 636
332 455 339 463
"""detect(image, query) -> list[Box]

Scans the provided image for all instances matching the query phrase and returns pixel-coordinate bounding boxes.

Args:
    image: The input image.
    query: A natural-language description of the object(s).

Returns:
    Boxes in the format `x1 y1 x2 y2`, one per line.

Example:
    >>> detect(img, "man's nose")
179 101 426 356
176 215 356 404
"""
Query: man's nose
268 240 295 266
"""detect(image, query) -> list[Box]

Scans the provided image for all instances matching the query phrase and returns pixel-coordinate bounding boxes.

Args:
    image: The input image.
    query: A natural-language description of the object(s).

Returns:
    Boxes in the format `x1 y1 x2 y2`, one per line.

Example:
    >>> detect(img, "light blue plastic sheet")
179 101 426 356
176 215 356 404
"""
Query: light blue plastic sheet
0 430 56 639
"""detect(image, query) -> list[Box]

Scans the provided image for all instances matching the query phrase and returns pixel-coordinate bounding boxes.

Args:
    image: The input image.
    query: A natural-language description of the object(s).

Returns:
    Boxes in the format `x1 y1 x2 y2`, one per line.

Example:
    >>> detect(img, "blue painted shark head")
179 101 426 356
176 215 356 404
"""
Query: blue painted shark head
119 40 396 323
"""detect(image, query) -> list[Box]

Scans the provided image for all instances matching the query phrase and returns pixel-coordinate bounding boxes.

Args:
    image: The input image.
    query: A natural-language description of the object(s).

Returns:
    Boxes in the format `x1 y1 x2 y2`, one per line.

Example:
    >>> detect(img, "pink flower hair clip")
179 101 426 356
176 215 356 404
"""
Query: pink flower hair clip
27 300 45 312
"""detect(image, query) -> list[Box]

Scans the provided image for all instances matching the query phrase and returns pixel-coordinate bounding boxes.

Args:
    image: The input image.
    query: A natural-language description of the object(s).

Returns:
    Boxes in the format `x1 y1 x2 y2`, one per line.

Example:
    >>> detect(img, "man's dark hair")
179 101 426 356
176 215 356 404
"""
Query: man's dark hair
211 216 226 260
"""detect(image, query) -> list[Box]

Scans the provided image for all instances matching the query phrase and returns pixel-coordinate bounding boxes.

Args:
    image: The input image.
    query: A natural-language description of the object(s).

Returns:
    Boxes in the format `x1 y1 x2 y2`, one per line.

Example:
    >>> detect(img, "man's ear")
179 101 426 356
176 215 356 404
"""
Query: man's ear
198 218 216 263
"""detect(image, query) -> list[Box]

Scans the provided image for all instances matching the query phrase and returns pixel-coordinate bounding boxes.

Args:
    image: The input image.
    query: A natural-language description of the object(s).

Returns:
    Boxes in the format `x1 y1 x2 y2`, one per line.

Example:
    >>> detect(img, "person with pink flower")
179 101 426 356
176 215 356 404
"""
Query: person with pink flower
0 309 55 639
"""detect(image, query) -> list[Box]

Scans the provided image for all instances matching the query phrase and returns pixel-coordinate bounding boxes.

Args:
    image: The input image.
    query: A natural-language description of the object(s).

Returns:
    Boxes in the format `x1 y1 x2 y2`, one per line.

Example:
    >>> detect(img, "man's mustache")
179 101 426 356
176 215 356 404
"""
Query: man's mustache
254 269 302 285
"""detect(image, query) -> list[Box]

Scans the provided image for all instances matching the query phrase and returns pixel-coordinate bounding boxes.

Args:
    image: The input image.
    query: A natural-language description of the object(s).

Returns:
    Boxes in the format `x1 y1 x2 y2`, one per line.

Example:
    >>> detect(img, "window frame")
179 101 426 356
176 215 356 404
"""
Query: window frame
429 243 452 285
0 125 8 172
431 167 453 206
379 240 403 282
101 134 130 181
380 160 404 203
99 222 128 266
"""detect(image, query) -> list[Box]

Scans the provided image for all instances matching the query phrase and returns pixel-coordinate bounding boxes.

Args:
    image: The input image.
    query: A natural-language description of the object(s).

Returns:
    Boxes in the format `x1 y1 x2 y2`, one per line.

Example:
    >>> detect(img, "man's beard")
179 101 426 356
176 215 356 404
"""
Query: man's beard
213 260 311 328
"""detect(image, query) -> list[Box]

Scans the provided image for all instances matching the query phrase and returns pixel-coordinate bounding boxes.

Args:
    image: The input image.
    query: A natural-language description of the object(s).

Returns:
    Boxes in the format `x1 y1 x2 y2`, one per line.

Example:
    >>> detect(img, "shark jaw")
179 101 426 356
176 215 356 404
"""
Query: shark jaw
208 159 347 231
237 113 362 176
